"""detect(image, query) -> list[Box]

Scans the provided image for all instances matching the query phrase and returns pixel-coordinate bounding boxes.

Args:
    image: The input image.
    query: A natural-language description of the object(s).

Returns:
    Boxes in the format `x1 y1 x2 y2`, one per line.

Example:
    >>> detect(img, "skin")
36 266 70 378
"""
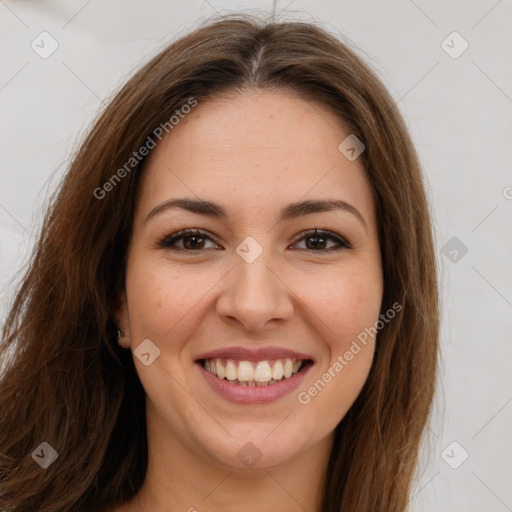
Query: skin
113 89 383 512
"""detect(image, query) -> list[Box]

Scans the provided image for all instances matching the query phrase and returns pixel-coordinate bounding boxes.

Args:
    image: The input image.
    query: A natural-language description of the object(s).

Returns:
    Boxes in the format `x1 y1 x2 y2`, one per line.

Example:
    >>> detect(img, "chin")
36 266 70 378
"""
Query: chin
192 419 313 471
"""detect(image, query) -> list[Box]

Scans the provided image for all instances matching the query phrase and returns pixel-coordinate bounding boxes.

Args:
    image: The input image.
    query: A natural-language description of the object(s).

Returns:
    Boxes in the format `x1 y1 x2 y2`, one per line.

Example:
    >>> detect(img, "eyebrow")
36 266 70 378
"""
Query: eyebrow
145 197 367 230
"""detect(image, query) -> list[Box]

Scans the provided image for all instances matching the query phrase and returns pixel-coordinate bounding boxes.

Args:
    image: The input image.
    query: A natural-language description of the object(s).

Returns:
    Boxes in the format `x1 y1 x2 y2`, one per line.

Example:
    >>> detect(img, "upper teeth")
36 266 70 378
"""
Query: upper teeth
204 358 303 382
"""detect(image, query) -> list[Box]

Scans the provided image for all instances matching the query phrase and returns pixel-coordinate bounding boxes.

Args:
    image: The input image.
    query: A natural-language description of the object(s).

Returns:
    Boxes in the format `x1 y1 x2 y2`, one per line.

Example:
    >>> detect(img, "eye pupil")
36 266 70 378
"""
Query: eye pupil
306 235 327 250
183 235 205 250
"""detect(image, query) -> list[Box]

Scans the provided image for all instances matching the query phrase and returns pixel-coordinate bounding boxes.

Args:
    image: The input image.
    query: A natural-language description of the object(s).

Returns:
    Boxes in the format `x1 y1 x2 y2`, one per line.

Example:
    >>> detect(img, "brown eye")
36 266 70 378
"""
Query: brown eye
181 234 207 250
157 229 219 251
157 228 351 253
291 229 351 252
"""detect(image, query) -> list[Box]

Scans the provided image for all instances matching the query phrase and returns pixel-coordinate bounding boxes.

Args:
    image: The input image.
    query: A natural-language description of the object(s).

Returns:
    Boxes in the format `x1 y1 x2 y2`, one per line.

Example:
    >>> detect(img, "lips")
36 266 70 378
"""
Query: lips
194 346 315 363
194 345 314 404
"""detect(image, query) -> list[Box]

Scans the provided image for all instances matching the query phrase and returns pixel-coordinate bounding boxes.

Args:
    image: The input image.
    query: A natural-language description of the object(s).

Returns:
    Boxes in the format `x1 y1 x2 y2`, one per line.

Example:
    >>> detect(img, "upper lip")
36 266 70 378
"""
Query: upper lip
195 346 315 363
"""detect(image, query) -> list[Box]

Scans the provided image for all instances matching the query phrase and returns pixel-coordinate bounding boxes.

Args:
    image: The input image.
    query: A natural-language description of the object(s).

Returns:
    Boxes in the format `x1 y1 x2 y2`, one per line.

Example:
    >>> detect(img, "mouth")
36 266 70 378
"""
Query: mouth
197 357 313 386
193 347 314 404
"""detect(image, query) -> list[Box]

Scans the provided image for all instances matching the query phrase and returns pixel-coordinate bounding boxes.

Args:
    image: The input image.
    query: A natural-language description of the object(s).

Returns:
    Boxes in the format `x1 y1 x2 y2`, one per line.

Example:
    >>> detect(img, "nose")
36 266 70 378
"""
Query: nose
216 252 294 331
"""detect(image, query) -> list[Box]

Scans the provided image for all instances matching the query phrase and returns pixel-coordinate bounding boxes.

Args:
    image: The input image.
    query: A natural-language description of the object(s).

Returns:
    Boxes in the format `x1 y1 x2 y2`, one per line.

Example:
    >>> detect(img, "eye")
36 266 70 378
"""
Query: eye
290 228 351 252
156 229 219 251
157 227 351 253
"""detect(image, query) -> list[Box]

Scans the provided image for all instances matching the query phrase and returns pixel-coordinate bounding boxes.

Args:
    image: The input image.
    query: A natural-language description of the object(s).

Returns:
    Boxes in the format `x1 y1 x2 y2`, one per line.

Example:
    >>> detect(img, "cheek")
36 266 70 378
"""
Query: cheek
295 272 381 422
125 257 216 341
296 264 383 348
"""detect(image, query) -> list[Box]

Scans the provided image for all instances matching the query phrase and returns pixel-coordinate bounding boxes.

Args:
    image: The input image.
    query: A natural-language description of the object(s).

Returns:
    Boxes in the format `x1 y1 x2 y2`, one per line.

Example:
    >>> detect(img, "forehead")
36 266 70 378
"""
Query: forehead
136 89 375 225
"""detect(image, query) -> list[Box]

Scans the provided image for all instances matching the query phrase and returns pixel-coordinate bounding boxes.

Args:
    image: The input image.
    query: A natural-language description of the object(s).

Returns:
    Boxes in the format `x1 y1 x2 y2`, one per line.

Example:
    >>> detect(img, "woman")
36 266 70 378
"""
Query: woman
0 14 439 512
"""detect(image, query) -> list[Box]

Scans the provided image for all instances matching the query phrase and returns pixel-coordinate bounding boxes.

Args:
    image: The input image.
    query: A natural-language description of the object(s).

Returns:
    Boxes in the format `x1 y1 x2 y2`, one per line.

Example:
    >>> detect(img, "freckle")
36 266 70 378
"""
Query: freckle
156 300 163 309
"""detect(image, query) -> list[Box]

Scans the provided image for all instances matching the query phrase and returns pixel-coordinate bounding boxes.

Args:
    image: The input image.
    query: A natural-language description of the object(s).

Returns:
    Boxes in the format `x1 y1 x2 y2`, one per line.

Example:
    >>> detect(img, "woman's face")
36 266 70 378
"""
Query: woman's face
117 89 383 470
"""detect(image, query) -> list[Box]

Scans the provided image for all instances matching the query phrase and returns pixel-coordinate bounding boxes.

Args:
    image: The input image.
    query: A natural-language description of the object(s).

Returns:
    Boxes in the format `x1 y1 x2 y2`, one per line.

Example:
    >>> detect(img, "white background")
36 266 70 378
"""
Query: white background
1 1 511 510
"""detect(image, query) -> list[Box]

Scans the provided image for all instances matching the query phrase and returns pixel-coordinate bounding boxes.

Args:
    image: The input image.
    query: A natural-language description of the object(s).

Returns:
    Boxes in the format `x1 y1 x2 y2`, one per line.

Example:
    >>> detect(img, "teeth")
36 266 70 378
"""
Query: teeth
216 360 225 379
202 357 306 384
272 360 284 380
225 360 237 381
283 359 293 378
237 361 254 382
254 361 272 382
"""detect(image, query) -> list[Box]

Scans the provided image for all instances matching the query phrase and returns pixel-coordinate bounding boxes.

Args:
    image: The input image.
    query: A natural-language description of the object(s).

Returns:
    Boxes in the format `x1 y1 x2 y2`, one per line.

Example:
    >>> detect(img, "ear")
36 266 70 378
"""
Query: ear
114 290 131 349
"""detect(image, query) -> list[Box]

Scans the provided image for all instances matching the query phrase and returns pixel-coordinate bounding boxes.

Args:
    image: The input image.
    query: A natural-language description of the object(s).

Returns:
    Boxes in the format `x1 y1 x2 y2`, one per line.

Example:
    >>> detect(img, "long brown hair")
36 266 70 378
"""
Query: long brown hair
0 14 439 512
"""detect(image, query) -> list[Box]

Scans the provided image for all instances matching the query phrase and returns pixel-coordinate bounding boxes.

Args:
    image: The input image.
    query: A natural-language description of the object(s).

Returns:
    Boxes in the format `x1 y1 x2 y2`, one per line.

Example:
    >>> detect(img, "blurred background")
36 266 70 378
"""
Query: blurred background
1 1 511 510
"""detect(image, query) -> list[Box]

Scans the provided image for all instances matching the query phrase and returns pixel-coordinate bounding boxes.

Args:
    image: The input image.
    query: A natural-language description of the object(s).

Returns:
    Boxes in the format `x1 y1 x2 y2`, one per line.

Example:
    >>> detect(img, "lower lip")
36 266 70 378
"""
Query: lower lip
196 361 312 404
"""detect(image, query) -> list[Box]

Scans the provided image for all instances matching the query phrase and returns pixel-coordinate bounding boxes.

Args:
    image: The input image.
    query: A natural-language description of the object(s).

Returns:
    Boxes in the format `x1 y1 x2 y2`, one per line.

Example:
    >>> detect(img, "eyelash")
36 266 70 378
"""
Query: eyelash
156 228 351 253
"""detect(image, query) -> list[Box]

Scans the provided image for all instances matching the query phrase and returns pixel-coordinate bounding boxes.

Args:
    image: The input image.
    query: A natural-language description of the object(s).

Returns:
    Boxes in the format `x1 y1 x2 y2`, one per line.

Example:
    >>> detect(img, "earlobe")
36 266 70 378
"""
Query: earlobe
117 328 130 348
114 290 131 348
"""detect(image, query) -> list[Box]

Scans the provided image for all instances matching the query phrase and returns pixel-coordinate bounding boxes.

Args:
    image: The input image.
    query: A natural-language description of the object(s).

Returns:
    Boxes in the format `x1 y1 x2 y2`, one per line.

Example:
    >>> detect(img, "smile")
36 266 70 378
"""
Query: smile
201 357 306 386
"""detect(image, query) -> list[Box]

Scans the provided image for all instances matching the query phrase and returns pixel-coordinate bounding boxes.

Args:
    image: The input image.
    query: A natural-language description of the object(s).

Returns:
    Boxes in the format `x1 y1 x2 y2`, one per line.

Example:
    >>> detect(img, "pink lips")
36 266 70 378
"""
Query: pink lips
194 345 314 404
197 362 312 404
195 346 314 363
